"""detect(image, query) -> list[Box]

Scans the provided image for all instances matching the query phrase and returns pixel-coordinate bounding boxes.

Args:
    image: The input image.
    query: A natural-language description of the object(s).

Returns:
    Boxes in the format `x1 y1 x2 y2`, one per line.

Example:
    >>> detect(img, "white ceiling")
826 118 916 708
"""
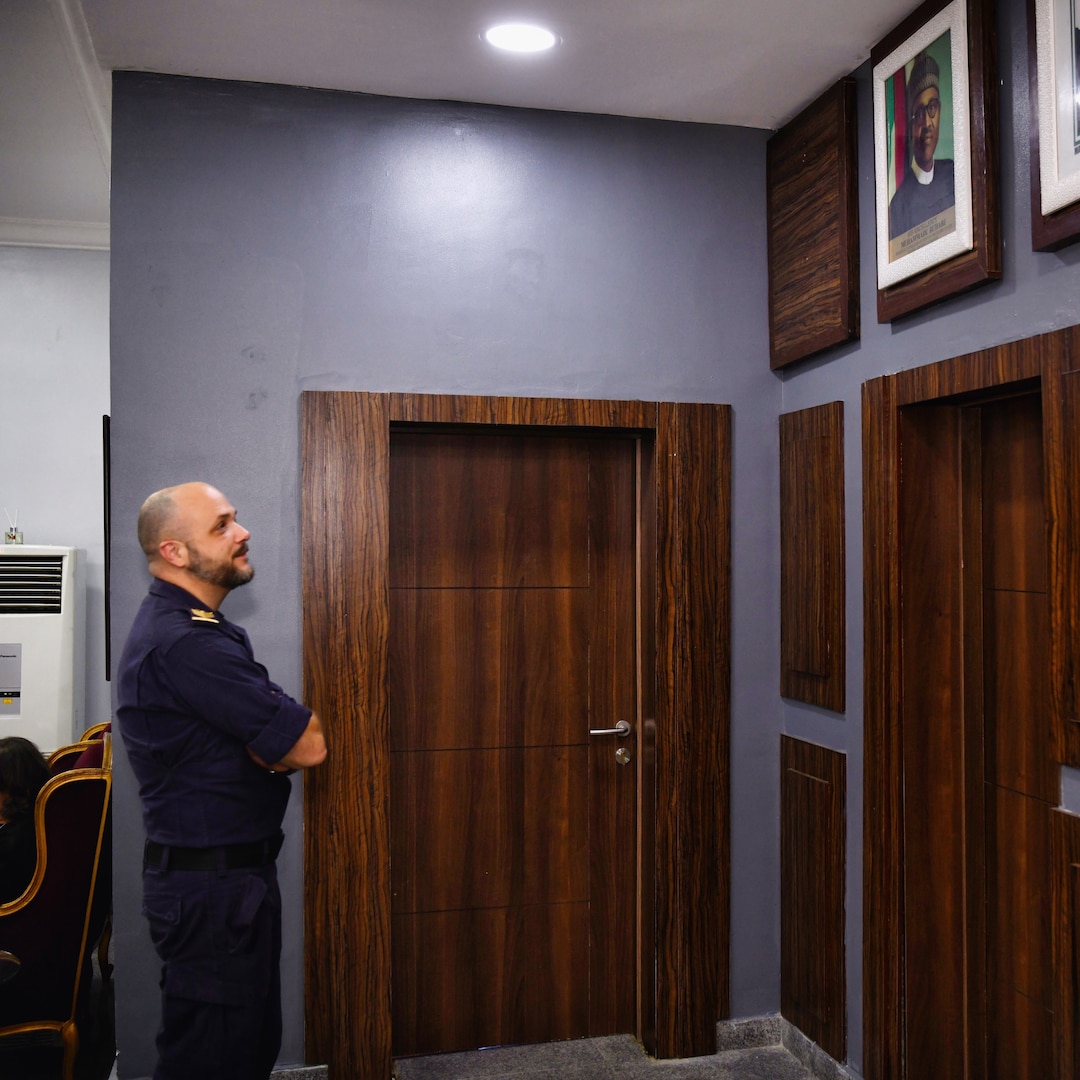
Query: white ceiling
1 0 918 249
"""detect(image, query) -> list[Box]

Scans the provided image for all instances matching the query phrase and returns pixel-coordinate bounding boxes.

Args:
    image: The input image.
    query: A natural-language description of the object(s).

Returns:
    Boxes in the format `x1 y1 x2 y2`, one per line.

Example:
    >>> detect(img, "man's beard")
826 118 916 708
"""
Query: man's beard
187 544 255 591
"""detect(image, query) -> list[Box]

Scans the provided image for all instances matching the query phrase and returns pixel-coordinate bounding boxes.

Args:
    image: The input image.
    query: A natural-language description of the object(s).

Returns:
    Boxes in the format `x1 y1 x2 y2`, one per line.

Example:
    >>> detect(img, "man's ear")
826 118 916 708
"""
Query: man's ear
158 538 188 568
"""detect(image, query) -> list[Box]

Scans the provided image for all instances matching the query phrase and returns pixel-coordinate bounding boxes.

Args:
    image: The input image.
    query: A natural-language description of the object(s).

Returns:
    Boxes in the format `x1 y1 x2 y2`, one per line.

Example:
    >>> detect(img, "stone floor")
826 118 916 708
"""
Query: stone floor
393 1034 816 1080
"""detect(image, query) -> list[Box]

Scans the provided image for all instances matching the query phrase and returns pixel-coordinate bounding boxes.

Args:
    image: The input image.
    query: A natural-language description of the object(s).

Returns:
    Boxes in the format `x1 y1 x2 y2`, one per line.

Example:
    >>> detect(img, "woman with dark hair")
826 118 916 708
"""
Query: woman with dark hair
0 737 50 903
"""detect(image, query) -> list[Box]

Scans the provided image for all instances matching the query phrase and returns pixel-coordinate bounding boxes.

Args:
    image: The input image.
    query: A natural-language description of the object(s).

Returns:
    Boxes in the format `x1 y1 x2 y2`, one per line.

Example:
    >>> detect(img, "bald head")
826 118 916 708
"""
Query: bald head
137 482 211 562
136 482 253 607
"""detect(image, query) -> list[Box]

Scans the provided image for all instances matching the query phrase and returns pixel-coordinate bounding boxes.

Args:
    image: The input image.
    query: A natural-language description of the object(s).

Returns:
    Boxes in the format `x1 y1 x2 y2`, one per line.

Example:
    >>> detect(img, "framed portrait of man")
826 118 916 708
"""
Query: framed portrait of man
874 0 972 287
1030 0 1080 250
871 0 999 321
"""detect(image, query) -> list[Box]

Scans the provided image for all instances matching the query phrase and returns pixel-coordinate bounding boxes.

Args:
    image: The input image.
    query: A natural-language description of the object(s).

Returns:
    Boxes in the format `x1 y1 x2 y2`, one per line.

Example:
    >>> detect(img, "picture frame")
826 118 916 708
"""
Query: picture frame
871 0 1000 321
1029 0 1080 250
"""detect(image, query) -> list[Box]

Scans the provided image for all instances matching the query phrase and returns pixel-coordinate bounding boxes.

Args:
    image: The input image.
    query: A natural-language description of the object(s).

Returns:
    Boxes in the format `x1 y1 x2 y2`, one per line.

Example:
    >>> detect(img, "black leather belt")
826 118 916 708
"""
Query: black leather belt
144 831 283 871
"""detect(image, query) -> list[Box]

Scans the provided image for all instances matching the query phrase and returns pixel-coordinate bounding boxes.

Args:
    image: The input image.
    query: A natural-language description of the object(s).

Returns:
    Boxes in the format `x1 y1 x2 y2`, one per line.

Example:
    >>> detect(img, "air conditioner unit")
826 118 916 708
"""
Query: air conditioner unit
0 545 84 752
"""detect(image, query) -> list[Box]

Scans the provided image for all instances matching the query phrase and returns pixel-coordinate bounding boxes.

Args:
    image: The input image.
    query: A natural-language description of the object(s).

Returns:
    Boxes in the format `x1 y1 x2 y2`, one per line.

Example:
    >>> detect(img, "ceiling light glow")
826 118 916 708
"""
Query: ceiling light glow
484 23 557 53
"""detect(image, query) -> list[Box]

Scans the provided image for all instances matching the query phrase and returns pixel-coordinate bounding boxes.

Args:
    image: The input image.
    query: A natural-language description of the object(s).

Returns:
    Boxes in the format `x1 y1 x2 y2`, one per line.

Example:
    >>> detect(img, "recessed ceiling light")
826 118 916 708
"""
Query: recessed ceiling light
484 23 557 53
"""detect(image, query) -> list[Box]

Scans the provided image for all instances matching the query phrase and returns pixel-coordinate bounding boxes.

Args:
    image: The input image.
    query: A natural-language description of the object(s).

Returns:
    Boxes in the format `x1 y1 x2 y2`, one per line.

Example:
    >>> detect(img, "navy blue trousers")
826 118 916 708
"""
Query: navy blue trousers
141 860 282 1080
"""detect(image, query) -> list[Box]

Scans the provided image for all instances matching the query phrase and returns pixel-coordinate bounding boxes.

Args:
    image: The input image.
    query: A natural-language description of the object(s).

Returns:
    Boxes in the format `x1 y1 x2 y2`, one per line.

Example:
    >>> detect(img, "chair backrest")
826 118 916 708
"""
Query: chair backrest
46 725 111 775
46 742 95 776
0 739 112 1032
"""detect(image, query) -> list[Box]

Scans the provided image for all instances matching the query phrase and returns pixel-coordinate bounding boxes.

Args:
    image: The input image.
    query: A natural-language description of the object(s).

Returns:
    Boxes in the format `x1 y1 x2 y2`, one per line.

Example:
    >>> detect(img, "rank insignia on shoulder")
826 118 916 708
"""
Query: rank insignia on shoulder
190 608 220 623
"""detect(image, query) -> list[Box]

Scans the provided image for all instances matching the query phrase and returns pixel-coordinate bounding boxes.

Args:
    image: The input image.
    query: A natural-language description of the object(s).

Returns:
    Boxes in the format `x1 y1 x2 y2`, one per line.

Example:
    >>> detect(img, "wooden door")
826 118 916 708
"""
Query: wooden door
388 429 638 1056
896 392 1053 1080
302 392 731 1080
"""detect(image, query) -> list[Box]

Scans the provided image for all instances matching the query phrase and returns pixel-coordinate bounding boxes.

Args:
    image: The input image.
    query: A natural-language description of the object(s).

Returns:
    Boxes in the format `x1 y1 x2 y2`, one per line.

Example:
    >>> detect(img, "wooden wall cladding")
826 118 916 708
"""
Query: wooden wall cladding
862 323 1080 1078
780 735 847 1062
301 392 731 1078
1053 808 1080 1079
767 78 859 369
1045 358 1080 765
779 402 845 712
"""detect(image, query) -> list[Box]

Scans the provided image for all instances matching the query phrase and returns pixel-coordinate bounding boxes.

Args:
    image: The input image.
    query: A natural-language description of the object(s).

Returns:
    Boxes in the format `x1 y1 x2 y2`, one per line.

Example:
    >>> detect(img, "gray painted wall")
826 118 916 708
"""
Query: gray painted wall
1 246 111 742
107 0 1080 1073
109 73 775 1077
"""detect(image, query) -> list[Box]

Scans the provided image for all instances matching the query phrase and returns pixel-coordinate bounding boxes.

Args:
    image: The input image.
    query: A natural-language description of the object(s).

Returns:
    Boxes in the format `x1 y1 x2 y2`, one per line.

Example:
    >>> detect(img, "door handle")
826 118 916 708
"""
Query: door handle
589 720 631 737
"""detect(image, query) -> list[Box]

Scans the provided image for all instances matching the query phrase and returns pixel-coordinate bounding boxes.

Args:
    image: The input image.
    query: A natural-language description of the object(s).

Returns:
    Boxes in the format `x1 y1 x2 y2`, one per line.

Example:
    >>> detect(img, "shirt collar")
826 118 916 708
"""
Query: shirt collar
911 156 935 185
148 578 221 617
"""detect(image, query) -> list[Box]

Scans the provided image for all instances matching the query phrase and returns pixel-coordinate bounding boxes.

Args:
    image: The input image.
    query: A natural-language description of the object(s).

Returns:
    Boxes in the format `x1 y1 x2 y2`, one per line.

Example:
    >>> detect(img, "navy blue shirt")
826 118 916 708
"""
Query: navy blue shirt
117 580 312 848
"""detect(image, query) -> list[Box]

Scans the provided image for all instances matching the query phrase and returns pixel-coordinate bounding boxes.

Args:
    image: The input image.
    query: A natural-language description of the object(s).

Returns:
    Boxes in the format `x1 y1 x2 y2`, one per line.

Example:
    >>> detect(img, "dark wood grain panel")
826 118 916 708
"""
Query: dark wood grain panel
988 977 1054 1080
388 431 624 1055
391 903 590 1056
390 431 589 588
779 402 845 711
768 78 859 369
303 391 730 1074
654 402 731 1055
861 375 905 1080
587 439 639 1036
981 394 1047 593
636 435 658 1052
986 785 1052 1011
899 404 968 1080
301 390 393 1079
388 393 656 430
1045 333 1080 764
1052 809 1080 1080
390 746 589 914
863 327 1080 1080
983 591 1054 802
780 736 847 1062
891 334 1040 407
389 587 588 751
959 405 989 1080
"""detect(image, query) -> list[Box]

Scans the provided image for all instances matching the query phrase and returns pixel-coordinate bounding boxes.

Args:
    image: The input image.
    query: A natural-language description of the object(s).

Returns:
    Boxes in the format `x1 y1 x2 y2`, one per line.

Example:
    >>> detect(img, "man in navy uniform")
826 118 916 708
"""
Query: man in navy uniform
118 482 327 1080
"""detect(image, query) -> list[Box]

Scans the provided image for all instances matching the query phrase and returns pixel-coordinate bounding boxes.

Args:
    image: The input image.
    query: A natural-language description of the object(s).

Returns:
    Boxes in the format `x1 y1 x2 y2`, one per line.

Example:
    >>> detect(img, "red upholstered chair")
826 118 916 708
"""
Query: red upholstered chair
0 736 112 1080
46 741 95 776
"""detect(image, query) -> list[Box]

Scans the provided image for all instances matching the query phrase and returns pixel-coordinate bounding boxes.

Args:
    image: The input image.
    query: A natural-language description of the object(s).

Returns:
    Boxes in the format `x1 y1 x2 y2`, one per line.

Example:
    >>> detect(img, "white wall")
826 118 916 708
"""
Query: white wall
1 245 111 742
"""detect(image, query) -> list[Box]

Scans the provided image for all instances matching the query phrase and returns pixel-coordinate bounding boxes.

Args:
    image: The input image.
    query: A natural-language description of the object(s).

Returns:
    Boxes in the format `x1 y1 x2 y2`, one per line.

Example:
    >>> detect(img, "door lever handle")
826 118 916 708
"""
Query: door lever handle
589 720 631 737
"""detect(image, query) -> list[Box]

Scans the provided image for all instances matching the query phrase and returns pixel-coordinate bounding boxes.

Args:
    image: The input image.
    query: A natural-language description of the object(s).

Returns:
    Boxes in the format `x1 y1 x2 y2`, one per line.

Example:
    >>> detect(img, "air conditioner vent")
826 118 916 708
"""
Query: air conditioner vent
0 555 64 614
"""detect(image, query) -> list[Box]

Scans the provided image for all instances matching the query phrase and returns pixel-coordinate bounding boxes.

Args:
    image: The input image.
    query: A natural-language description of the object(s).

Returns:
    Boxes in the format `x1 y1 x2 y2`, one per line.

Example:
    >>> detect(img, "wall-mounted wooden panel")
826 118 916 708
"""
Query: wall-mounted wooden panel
1053 809 1080 1080
780 402 845 712
767 78 859 369
780 735 846 1062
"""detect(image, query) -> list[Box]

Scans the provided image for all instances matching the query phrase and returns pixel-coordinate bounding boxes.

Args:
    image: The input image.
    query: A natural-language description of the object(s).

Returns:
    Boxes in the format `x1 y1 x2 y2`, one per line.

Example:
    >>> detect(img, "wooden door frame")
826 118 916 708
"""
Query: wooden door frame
861 324 1080 1079
301 393 731 1080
